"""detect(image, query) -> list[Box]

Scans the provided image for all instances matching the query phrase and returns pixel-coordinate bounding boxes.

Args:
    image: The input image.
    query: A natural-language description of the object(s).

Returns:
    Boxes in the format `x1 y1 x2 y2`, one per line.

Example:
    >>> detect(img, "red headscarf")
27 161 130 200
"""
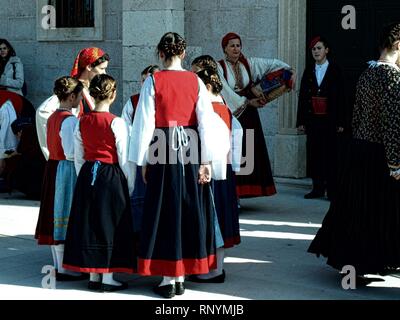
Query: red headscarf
70 47 106 78
309 36 321 49
221 32 242 50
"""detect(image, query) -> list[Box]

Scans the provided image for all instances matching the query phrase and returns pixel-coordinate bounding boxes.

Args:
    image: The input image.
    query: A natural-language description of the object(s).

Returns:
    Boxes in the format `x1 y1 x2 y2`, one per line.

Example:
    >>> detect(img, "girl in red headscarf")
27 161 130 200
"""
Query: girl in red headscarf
36 47 109 160
218 32 292 200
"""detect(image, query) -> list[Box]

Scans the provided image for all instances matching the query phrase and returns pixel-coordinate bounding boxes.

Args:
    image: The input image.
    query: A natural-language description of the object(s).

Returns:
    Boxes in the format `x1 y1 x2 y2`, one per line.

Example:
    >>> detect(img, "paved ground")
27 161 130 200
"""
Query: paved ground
1 179 400 301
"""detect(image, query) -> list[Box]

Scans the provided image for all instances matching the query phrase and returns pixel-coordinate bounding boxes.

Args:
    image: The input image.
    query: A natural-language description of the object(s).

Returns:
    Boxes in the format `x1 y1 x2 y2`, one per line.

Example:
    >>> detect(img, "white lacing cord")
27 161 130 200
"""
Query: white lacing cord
172 126 189 176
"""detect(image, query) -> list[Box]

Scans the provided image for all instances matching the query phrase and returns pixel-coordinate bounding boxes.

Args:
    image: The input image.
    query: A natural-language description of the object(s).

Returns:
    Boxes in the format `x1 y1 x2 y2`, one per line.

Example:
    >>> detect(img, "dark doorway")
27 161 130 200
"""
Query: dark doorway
307 0 400 128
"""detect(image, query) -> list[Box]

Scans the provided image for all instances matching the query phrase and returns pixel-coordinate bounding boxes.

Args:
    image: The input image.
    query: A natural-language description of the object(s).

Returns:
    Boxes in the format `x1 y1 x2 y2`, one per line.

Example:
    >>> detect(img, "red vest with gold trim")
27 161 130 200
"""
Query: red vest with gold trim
47 110 73 161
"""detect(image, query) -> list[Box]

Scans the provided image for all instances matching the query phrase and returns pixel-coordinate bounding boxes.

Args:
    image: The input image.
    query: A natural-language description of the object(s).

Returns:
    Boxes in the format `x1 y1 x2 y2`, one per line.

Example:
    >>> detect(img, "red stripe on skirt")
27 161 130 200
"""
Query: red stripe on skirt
63 264 136 274
237 184 277 198
138 255 217 277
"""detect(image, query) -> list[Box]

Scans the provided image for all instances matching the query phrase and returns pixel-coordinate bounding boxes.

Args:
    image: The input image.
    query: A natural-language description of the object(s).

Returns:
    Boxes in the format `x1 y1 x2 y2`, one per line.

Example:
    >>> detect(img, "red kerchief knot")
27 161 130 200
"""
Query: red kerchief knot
221 32 242 49
309 36 321 49
70 47 106 78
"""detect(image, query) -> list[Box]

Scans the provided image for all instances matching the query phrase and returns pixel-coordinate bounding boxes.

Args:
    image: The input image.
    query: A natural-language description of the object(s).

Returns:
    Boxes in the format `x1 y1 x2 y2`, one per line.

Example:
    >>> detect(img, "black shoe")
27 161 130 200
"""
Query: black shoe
101 281 129 292
153 284 176 298
56 272 89 282
304 191 325 199
187 270 225 283
88 281 102 291
175 282 185 295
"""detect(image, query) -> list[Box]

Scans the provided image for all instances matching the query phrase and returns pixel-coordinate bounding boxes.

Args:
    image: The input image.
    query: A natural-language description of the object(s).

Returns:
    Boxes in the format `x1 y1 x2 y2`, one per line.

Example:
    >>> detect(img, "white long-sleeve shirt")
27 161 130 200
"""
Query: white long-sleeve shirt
59 115 78 161
0 100 18 159
128 68 231 180
217 57 291 112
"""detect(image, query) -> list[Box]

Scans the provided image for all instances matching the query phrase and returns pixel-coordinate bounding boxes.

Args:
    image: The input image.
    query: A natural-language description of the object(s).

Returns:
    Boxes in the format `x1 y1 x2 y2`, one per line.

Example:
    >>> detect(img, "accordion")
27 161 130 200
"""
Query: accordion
251 68 294 102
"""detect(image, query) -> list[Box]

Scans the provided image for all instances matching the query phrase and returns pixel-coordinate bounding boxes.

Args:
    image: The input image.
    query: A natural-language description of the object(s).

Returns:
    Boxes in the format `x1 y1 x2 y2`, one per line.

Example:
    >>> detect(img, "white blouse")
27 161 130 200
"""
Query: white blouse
59 115 78 161
217 57 291 112
128 69 231 180
74 116 136 194
0 100 18 159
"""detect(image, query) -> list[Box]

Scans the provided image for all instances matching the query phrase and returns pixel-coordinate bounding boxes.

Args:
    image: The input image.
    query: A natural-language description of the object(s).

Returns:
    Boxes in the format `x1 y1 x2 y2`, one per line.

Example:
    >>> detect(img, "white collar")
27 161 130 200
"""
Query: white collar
315 60 329 69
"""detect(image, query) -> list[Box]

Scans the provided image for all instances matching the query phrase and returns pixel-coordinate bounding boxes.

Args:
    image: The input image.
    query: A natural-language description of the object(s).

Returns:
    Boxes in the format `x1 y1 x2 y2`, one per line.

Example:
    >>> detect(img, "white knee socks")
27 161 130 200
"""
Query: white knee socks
102 273 122 286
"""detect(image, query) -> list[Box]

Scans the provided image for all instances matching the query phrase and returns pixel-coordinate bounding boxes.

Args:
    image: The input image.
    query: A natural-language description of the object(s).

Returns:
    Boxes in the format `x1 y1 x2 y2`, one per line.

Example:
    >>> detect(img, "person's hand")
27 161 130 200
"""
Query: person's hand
142 165 148 184
198 164 212 184
390 168 400 181
337 127 344 133
248 98 266 108
298 125 306 133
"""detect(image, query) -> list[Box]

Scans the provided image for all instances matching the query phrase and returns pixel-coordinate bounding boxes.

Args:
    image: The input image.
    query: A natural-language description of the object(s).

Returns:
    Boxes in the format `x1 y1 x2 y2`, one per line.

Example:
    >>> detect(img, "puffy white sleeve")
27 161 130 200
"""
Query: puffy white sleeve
121 98 134 128
217 63 247 113
73 121 85 175
196 78 230 180
111 117 136 195
128 76 156 166
60 116 78 161
0 101 18 159
35 95 60 160
248 57 291 82
231 116 243 173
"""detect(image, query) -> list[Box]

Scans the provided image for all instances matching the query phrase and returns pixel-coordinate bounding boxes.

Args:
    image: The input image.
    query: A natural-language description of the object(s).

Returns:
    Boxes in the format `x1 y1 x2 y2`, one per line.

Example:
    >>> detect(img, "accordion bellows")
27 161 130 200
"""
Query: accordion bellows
251 68 293 102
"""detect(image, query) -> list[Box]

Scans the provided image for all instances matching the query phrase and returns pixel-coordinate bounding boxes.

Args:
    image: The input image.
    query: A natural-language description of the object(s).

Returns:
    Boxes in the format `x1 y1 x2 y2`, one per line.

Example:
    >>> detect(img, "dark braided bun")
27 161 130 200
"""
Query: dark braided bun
196 68 223 95
380 22 400 50
157 32 186 61
53 76 83 101
89 74 116 102
192 55 218 73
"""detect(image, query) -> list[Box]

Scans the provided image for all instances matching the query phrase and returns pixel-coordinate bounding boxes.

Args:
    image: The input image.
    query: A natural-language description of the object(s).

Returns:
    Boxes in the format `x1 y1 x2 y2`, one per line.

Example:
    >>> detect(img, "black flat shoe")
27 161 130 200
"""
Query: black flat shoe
175 282 185 295
56 273 89 282
153 284 176 298
88 281 102 291
101 281 128 292
187 270 225 283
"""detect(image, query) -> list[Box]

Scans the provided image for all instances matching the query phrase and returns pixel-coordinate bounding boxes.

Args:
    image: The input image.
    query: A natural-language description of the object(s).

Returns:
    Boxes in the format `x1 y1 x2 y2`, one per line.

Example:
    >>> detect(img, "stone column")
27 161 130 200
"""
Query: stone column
274 0 307 178
122 0 185 103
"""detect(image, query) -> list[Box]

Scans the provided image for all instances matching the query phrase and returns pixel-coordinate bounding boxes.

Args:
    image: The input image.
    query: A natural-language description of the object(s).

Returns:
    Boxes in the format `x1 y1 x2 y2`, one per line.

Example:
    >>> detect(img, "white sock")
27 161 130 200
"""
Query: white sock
90 273 101 282
198 248 225 279
175 276 184 283
54 244 80 276
159 276 175 287
102 273 122 286
50 245 58 270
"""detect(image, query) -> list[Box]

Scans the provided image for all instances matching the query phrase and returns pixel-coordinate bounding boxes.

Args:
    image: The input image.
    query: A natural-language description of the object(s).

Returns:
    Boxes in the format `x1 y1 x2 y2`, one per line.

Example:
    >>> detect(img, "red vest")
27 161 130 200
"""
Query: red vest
77 93 95 118
153 71 198 127
130 94 140 124
0 90 24 115
79 112 118 164
212 102 232 131
47 110 73 161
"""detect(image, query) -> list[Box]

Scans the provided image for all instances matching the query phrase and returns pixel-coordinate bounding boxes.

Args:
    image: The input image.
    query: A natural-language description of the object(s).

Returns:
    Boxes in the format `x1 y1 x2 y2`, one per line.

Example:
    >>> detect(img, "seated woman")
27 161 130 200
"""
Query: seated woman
0 39 25 96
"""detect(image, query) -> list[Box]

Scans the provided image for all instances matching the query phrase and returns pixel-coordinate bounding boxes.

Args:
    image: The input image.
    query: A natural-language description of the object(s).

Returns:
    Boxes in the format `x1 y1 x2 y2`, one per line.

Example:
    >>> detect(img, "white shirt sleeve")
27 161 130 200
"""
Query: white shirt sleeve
196 78 230 180
217 62 247 113
111 117 136 195
121 98 134 128
248 57 291 82
128 76 156 166
0 101 18 159
60 116 78 161
73 121 85 175
35 95 60 160
231 116 243 173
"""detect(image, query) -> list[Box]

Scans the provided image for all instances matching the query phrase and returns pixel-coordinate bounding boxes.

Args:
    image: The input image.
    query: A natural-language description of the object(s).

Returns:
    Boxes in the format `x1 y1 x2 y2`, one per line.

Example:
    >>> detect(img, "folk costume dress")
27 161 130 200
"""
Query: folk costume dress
211 98 243 248
35 109 77 245
63 112 137 274
308 62 400 275
296 60 346 199
122 93 145 233
218 55 290 199
128 68 230 277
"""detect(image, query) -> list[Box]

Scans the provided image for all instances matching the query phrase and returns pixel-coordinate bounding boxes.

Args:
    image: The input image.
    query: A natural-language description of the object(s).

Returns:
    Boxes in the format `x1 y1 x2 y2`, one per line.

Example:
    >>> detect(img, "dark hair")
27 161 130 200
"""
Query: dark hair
192 55 218 73
53 76 84 101
89 74 116 102
141 64 160 76
196 69 223 95
0 39 16 57
157 32 186 61
92 53 110 68
379 22 400 51
11 117 33 135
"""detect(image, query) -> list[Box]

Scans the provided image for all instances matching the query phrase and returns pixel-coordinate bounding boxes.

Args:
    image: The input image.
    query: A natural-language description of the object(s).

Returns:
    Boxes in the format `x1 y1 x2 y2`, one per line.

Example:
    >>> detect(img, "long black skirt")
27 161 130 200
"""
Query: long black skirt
63 161 137 274
308 139 400 275
236 106 276 198
212 165 241 248
138 127 217 277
